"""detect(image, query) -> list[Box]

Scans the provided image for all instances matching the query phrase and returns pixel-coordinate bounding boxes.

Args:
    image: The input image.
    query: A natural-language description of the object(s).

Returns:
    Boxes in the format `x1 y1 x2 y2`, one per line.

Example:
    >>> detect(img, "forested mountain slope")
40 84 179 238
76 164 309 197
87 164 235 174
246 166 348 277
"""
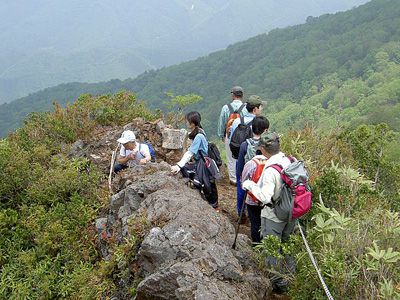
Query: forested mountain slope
1 0 399 137
0 0 367 103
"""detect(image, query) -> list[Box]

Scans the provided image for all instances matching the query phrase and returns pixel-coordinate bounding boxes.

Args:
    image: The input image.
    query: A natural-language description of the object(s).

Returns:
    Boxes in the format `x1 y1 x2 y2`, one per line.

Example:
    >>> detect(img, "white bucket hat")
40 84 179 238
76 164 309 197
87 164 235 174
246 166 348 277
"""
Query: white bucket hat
117 130 136 144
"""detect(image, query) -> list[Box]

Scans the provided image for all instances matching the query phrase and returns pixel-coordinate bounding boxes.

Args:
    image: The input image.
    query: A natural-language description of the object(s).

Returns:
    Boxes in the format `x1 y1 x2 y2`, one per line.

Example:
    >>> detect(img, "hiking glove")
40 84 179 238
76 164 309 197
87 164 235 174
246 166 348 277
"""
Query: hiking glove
171 165 181 174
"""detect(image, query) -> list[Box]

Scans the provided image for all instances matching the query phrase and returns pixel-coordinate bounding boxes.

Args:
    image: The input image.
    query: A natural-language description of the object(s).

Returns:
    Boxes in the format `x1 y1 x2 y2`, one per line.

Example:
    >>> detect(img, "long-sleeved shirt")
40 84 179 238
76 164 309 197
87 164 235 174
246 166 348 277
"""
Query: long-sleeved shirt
217 100 248 138
243 152 292 222
177 130 208 168
241 154 267 206
237 137 260 182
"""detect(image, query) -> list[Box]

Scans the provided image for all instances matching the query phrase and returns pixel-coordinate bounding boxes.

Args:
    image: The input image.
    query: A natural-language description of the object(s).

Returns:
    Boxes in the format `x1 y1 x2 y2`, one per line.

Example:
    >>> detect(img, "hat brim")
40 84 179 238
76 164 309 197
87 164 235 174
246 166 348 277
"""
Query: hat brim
247 100 267 106
117 137 135 144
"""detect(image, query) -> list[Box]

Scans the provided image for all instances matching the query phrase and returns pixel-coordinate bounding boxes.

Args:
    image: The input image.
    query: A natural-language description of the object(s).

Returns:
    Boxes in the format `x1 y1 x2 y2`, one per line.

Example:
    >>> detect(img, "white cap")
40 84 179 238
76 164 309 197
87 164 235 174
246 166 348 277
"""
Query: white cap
117 130 136 144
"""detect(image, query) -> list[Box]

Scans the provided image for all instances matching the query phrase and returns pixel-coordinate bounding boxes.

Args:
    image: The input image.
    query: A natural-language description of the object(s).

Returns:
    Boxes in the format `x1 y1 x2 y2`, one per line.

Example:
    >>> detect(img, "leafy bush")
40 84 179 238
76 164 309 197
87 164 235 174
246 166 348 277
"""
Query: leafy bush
260 125 400 299
0 92 158 298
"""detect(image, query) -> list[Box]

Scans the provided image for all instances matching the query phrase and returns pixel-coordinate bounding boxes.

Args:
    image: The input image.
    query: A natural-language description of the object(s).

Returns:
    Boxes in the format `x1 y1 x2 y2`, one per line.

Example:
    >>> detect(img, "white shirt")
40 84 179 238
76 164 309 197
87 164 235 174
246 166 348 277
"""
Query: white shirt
120 143 150 166
244 151 292 222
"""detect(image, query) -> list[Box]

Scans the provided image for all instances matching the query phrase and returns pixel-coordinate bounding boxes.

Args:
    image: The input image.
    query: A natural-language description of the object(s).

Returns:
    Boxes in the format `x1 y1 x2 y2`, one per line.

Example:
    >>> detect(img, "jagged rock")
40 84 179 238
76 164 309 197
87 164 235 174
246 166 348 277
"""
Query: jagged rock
164 149 184 164
68 139 87 157
162 128 188 150
100 166 270 299
82 122 270 298
156 120 165 133
95 217 108 233
95 217 109 258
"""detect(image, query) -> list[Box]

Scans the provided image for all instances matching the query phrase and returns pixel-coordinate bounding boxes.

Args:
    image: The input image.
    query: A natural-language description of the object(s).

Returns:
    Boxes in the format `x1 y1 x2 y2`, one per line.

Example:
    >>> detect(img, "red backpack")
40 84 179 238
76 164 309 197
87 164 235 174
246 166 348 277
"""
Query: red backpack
247 157 268 202
225 103 246 137
268 157 312 220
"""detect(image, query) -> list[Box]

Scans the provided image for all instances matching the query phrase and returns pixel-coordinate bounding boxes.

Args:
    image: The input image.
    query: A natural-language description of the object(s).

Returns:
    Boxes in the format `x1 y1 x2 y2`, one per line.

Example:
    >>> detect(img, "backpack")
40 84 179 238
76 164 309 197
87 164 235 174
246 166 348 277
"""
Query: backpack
244 138 260 164
225 103 246 137
269 157 312 221
197 132 223 167
139 142 156 162
208 143 223 167
247 157 268 202
193 153 221 193
229 116 253 159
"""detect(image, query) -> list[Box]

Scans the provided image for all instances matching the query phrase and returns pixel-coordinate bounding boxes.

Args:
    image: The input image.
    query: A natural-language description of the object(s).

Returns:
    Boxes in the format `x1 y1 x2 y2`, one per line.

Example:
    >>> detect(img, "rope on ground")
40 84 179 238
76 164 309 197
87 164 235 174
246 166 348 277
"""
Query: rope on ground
298 220 334 300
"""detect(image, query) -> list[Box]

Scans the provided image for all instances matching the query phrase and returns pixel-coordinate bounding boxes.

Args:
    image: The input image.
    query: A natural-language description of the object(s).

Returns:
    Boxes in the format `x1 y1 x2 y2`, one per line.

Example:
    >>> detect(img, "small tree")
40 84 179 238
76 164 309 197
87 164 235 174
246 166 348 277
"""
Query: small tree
165 92 202 128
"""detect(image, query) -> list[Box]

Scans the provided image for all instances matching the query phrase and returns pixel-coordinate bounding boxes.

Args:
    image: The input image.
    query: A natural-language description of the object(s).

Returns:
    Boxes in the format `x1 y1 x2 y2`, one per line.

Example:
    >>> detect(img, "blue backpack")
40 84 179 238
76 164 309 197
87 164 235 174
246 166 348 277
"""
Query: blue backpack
139 142 156 162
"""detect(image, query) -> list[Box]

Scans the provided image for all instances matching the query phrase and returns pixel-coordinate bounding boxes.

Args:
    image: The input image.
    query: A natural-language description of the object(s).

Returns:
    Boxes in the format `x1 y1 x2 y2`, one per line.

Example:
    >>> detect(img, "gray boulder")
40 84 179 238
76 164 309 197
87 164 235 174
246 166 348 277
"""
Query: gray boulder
162 128 188 150
101 165 270 299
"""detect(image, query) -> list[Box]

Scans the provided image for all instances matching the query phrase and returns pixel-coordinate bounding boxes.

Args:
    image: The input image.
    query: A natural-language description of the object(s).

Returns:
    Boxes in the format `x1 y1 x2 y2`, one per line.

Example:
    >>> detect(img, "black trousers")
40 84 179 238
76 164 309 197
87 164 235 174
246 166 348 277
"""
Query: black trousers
247 204 262 244
114 163 128 173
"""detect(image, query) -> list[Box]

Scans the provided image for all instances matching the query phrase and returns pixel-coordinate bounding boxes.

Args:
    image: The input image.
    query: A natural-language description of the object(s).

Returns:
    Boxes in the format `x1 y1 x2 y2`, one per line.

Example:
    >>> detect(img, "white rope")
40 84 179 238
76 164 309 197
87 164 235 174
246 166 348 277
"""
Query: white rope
298 222 335 300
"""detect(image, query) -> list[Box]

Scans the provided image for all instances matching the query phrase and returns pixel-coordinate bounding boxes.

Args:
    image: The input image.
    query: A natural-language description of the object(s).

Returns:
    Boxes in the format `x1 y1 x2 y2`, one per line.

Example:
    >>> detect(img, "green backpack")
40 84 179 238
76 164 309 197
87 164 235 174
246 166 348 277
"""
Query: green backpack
244 138 260 163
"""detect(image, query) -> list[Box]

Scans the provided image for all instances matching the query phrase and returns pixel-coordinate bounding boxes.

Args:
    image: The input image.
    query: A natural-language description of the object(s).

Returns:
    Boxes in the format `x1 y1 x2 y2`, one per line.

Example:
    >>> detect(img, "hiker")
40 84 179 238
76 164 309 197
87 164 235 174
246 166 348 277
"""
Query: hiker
236 116 269 236
242 132 296 294
228 95 265 143
171 111 219 211
217 86 247 186
114 130 152 173
229 96 265 223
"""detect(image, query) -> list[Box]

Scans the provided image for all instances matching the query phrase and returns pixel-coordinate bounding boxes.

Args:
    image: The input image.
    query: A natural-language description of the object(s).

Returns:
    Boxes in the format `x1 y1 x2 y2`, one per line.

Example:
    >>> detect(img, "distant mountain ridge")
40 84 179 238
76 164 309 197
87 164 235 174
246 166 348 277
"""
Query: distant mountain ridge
0 0 369 103
1 0 399 138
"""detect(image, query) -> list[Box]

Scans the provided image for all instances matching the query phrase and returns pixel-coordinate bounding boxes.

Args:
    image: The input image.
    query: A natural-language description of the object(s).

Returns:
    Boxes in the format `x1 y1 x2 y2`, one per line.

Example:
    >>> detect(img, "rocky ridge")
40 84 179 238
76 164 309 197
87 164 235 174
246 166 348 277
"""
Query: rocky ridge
70 118 271 299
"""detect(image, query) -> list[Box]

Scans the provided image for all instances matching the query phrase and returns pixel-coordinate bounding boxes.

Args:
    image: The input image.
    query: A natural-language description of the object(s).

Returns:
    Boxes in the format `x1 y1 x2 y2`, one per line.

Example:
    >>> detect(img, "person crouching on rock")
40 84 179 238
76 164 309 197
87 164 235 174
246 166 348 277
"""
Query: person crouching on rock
114 130 152 173
171 111 220 212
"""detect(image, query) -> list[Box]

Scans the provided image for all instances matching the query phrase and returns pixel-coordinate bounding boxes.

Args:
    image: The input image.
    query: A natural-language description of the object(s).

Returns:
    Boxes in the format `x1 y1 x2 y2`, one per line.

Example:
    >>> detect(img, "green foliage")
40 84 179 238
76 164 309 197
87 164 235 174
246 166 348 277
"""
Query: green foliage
289 204 400 299
164 92 203 128
0 92 158 298
273 126 400 299
2 0 400 138
341 123 400 210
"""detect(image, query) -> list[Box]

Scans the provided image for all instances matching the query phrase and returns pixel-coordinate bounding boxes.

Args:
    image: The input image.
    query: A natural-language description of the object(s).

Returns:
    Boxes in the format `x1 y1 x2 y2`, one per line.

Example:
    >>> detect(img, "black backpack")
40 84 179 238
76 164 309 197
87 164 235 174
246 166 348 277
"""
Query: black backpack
229 116 253 159
208 143 222 167
197 132 222 167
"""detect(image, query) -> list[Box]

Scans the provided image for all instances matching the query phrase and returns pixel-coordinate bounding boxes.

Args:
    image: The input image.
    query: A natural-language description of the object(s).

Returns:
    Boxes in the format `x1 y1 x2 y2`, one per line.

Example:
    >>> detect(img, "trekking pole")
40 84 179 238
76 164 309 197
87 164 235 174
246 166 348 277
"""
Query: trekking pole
232 193 247 249
108 143 120 192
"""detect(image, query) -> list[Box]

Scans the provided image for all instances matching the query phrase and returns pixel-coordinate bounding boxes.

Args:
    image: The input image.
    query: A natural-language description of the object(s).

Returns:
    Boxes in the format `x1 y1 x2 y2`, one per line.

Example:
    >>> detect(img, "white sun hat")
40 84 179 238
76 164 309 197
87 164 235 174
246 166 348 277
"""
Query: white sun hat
117 130 136 144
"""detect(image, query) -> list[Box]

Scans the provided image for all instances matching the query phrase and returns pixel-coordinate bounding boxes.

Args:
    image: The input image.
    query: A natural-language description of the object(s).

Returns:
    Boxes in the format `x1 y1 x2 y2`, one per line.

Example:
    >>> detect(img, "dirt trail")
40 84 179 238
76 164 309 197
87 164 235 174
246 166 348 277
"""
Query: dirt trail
217 166 291 300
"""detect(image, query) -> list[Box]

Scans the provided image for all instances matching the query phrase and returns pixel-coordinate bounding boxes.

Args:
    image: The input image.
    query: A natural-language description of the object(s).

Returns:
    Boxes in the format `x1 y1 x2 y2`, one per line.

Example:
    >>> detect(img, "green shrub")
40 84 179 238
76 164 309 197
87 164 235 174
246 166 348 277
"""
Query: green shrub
0 91 159 298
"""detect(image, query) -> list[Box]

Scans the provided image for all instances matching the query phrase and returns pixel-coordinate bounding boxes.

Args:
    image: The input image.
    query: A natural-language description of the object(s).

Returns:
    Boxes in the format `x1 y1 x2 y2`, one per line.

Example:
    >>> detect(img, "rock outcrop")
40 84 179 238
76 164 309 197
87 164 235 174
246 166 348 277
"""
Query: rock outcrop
97 164 270 300
69 119 271 299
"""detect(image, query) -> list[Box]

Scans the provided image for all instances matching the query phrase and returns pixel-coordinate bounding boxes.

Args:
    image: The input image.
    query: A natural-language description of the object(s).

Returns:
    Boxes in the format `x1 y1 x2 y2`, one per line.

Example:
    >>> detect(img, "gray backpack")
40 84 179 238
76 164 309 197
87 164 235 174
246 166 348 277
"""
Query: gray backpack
269 158 312 221
244 138 260 163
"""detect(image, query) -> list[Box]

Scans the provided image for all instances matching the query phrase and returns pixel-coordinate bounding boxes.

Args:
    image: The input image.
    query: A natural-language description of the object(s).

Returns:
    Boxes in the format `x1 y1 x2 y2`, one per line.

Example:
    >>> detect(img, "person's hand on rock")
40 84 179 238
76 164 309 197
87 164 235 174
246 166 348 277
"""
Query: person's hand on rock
171 165 181 174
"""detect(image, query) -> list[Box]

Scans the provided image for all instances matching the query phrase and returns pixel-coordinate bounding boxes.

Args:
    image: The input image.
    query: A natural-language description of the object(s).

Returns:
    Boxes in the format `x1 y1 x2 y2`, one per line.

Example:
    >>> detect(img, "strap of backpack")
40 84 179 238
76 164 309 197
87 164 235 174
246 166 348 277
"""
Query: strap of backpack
199 150 207 163
138 143 146 156
227 103 234 114
268 164 283 174
237 103 246 114
239 115 245 125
